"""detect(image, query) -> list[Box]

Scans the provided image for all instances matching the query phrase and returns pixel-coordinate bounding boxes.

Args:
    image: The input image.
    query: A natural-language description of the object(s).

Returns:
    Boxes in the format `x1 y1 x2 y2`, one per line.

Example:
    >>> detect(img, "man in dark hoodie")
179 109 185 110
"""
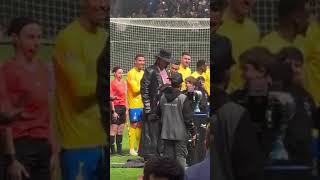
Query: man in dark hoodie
212 34 264 180
158 72 195 168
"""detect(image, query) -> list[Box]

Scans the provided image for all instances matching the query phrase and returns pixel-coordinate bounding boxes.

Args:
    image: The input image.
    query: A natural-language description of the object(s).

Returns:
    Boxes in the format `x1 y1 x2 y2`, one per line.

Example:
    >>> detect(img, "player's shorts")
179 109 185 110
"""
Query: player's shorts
129 108 143 123
60 146 108 180
112 105 126 125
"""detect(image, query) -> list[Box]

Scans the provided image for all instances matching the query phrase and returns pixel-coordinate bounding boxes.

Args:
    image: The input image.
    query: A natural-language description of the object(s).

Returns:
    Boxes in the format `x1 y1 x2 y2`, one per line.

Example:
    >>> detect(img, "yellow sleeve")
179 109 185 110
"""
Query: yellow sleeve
127 71 140 95
53 33 95 98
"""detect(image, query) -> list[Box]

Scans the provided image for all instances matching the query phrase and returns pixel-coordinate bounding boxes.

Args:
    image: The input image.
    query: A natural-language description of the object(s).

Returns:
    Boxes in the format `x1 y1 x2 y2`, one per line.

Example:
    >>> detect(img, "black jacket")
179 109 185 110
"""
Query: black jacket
159 87 195 140
139 64 165 158
212 86 264 180
284 84 316 165
141 64 164 115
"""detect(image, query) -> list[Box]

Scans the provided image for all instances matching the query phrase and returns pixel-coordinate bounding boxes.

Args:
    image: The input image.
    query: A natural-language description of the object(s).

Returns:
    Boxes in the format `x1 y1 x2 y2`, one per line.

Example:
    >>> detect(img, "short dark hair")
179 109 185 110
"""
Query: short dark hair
173 60 180 65
181 52 190 57
197 76 205 82
112 66 121 73
143 157 184 180
7 17 39 36
135 54 145 60
277 47 304 64
196 60 207 69
239 46 274 74
185 76 197 85
279 0 307 20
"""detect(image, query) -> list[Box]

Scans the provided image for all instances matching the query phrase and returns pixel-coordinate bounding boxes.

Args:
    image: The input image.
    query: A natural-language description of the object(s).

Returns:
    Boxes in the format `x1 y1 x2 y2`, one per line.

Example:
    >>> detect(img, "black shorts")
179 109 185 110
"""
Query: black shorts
112 105 126 125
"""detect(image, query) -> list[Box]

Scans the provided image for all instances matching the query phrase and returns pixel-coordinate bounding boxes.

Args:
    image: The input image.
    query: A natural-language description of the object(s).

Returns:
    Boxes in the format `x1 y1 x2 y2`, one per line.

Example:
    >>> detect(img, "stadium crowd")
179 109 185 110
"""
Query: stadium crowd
0 0 109 180
111 0 209 18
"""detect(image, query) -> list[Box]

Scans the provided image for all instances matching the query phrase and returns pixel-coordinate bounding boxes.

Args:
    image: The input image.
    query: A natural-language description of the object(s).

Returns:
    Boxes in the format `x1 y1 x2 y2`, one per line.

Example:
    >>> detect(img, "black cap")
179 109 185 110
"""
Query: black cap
211 34 235 73
155 49 175 63
169 72 183 86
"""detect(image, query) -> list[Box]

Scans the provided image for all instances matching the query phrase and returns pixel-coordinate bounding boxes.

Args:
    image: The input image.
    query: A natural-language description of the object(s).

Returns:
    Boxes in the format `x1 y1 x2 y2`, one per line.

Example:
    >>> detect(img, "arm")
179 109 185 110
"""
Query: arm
4 128 30 179
127 71 141 95
47 63 60 174
96 43 110 129
141 68 152 114
183 98 195 137
231 111 264 180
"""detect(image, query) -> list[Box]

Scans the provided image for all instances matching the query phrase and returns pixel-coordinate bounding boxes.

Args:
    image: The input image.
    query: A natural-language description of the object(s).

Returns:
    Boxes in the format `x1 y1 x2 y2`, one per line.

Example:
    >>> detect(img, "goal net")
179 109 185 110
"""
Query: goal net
1 0 80 41
110 18 210 74
251 0 320 35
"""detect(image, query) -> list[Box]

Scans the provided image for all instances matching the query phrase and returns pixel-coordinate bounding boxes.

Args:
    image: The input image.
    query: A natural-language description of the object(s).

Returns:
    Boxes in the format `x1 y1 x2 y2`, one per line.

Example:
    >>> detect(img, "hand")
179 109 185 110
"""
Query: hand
7 159 30 180
50 152 59 174
112 112 119 120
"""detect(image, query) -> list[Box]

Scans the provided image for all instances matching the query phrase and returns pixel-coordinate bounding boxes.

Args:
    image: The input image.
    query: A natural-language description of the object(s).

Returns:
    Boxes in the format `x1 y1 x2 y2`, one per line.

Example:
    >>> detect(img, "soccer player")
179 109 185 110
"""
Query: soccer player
204 66 210 96
110 67 128 155
178 52 192 91
210 0 226 33
127 54 145 156
170 60 180 74
1 17 58 180
303 15 320 106
217 0 260 92
260 0 309 54
191 60 207 80
52 0 108 179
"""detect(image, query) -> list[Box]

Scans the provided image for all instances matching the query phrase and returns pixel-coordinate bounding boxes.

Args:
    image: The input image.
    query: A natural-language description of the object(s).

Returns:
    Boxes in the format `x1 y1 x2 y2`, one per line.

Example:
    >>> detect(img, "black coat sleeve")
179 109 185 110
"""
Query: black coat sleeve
231 111 265 180
141 68 153 114
183 97 195 136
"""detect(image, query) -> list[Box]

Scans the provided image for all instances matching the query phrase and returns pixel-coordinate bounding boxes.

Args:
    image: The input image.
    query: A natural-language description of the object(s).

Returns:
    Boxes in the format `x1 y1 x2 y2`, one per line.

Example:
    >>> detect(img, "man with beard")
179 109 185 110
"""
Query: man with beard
217 0 260 92
139 49 174 160
260 0 309 54
178 52 192 91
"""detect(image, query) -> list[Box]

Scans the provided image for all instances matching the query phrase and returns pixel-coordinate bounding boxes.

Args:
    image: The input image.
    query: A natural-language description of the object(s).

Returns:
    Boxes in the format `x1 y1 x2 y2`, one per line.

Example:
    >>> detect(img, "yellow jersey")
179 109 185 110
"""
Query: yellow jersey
178 65 192 91
53 20 107 149
218 10 260 92
303 20 320 106
127 67 144 109
204 69 210 96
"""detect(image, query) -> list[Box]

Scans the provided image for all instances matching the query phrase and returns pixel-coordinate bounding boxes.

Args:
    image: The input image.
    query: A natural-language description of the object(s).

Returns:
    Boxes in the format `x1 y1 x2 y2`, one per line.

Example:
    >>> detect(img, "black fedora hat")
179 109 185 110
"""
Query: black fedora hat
155 49 175 63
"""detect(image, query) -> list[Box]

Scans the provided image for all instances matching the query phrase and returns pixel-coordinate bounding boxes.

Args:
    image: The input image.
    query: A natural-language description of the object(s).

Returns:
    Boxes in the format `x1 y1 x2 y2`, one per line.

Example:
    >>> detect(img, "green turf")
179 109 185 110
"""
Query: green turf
110 127 144 180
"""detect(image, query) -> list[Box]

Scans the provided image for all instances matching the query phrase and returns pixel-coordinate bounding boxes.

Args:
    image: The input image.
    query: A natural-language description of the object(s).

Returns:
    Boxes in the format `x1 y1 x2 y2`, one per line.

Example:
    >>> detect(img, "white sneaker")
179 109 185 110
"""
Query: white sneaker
130 149 138 156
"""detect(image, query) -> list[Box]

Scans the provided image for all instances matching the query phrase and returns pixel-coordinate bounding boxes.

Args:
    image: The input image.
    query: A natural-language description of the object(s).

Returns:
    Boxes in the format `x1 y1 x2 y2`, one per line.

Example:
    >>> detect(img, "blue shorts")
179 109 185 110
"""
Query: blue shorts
129 108 143 123
60 146 108 180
